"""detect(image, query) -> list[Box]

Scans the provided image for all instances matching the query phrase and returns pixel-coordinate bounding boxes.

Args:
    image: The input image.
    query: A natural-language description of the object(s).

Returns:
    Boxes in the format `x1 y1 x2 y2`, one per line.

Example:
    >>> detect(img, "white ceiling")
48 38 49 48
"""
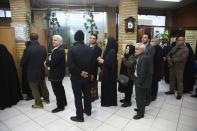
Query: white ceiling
34 0 196 9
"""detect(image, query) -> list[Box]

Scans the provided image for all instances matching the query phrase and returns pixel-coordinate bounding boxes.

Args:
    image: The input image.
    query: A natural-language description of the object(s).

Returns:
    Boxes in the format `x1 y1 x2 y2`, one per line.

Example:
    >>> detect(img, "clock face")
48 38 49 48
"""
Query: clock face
128 21 133 29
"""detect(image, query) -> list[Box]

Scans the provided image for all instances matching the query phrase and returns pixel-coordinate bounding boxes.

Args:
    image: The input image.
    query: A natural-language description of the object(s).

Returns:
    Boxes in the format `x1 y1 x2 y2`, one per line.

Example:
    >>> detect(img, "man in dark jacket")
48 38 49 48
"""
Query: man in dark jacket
89 33 102 101
133 43 151 120
67 30 94 122
45 35 67 113
142 33 155 106
21 33 49 108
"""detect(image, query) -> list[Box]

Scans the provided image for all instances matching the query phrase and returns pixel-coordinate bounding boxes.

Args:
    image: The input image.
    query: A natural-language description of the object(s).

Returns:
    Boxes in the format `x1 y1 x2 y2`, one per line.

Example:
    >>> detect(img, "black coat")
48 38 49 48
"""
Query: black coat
46 45 66 81
21 43 47 81
90 45 102 81
144 43 155 75
153 45 163 81
135 53 151 88
67 42 94 82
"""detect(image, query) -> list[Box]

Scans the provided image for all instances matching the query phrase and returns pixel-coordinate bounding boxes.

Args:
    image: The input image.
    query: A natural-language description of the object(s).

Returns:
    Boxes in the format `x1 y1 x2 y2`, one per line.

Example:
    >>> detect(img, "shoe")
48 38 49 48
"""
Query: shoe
191 94 197 97
145 101 151 106
165 91 174 95
52 107 64 113
133 114 144 120
83 110 91 116
121 102 132 107
70 116 84 122
176 95 182 100
32 104 43 109
151 97 156 101
25 97 33 101
134 108 139 112
120 99 125 103
42 99 50 104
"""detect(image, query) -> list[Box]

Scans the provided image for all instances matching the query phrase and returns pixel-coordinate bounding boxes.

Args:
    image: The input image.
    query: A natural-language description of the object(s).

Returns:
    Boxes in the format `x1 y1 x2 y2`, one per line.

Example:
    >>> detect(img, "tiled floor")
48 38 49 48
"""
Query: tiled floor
0 77 197 131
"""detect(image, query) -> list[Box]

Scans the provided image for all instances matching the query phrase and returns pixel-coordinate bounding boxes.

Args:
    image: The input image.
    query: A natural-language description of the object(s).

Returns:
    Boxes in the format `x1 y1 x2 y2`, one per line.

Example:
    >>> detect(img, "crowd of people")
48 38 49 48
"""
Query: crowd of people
0 30 196 122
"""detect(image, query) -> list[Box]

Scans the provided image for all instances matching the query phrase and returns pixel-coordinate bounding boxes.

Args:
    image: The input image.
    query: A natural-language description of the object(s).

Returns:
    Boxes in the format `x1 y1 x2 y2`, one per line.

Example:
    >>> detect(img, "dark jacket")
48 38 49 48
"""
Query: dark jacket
67 42 93 82
21 43 47 82
135 53 151 88
144 43 155 75
90 44 102 81
46 45 66 81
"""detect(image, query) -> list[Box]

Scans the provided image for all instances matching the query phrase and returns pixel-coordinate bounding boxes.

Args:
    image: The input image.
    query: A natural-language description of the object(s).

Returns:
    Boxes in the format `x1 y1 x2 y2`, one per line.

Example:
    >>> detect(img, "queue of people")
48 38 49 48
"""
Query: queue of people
0 31 196 122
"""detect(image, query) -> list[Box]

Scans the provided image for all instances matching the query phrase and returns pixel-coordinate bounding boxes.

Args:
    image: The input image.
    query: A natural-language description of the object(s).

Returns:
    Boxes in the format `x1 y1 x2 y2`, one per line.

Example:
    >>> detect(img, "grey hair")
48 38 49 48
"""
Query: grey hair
53 35 63 45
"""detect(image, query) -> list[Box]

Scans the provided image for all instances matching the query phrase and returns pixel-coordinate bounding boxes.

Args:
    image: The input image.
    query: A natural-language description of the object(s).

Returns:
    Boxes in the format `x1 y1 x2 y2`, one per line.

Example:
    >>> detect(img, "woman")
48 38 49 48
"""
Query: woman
0 44 23 110
119 44 136 107
98 37 118 107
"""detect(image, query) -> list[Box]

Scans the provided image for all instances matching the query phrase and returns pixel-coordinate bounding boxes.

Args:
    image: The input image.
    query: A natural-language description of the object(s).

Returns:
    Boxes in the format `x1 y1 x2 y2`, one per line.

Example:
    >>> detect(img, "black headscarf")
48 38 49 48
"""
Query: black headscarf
124 44 135 59
103 37 118 58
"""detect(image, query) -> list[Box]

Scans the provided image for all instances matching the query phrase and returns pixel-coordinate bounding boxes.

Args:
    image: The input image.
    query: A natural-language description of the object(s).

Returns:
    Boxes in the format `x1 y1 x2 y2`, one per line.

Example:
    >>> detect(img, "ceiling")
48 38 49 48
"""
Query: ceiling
0 0 197 9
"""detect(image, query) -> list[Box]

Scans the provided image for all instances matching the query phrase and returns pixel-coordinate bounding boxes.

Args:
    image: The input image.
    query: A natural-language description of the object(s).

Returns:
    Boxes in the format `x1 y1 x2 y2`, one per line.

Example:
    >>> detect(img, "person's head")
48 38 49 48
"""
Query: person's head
52 35 63 47
135 43 145 55
89 33 97 45
104 37 118 57
25 41 32 48
176 36 185 46
150 37 159 46
30 33 39 41
74 30 84 42
142 33 151 44
125 44 135 55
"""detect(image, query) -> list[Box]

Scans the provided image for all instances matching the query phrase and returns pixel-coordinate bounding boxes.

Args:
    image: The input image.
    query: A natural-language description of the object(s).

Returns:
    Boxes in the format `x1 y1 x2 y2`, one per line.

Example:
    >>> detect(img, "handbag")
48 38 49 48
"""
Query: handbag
117 74 129 86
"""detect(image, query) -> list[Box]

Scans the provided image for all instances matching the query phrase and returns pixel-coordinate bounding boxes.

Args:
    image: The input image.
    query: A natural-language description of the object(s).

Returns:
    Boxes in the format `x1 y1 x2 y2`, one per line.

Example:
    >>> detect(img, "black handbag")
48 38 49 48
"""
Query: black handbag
117 74 129 86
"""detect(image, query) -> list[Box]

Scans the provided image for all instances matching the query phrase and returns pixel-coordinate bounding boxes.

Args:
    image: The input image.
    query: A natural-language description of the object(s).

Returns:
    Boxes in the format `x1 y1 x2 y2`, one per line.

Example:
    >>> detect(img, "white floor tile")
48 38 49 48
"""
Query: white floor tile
152 117 177 131
66 126 85 131
0 122 9 131
124 121 151 131
179 114 197 129
12 120 41 131
95 123 120 131
105 114 130 129
177 124 197 131
91 109 112 122
157 109 179 123
25 109 48 119
180 107 197 119
45 119 73 131
3 114 30 129
34 112 59 126
0 108 21 121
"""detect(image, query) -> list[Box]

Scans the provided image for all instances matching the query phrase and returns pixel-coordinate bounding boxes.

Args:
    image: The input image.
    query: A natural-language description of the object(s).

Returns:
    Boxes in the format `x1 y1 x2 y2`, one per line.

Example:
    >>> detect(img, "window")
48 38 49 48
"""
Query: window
0 9 11 17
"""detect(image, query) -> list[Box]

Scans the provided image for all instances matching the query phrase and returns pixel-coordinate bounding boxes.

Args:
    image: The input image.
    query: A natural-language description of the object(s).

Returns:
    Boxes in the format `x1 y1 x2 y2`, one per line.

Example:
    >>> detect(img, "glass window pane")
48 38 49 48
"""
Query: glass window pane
0 10 5 17
138 15 166 26
5 10 11 17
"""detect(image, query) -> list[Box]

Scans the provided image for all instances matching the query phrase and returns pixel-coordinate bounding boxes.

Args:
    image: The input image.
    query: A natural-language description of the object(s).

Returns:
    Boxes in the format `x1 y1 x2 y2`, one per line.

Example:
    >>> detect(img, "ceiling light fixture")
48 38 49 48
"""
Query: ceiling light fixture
156 0 182 2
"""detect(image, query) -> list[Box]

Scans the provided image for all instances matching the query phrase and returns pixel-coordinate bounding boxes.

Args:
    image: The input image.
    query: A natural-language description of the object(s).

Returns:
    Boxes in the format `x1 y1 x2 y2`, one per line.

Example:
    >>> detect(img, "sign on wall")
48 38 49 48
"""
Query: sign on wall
11 22 28 42
185 30 197 52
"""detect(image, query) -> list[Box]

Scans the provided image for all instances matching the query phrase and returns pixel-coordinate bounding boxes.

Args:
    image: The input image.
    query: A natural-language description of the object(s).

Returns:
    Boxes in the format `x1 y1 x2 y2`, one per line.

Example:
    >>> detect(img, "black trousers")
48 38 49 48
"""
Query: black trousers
71 80 91 119
21 69 32 97
146 76 152 103
51 81 67 108
124 80 133 103
135 86 147 116
151 78 159 100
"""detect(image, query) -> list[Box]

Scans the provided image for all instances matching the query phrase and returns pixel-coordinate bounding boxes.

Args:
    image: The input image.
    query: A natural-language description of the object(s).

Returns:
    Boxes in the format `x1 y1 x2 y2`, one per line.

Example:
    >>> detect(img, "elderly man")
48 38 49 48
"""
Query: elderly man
45 35 67 113
133 43 151 120
165 36 189 100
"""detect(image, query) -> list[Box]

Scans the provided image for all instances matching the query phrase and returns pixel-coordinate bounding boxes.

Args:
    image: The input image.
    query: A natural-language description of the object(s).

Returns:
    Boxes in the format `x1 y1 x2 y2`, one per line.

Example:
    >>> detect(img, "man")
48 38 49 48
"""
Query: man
165 36 189 100
67 30 93 122
45 35 67 113
21 33 49 108
89 33 102 102
133 43 151 120
142 33 155 105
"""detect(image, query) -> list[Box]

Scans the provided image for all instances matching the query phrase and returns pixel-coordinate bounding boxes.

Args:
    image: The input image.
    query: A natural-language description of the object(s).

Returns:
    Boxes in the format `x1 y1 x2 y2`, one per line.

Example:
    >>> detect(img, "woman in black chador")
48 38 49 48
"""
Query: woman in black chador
0 44 23 110
118 44 135 107
98 37 118 107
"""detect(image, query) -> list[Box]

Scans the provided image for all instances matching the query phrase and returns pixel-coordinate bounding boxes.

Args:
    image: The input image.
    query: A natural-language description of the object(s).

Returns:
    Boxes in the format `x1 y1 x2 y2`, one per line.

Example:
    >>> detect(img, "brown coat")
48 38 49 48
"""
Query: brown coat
167 45 189 70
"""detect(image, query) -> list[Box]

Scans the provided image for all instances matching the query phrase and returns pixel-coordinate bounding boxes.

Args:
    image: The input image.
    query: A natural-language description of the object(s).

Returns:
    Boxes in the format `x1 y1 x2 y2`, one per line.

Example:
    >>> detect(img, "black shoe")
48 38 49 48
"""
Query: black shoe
133 114 144 120
51 107 64 113
25 96 33 101
121 102 132 107
165 91 174 95
120 99 126 103
191 94 197 97
83 110 91 116
134 108 139 112
176 95 182 100
70 116 84 122
145 101 151 106
151 97 156 101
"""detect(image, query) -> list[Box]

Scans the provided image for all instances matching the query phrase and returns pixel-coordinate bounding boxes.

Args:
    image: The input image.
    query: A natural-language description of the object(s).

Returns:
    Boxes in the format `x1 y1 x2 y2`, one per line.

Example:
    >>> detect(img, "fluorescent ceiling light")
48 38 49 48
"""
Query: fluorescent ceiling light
156 0 182 2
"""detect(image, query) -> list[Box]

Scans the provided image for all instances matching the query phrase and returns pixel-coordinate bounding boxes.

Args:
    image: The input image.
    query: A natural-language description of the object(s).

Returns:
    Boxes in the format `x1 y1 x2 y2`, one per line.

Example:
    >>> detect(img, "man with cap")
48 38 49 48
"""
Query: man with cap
67 30 94 122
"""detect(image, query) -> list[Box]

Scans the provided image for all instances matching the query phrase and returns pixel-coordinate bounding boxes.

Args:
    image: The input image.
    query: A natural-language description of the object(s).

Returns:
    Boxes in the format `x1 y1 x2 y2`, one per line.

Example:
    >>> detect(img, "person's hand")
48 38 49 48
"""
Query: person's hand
80 71 89 78
91 74 94 81
98 58 104 64
44 61 47 67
